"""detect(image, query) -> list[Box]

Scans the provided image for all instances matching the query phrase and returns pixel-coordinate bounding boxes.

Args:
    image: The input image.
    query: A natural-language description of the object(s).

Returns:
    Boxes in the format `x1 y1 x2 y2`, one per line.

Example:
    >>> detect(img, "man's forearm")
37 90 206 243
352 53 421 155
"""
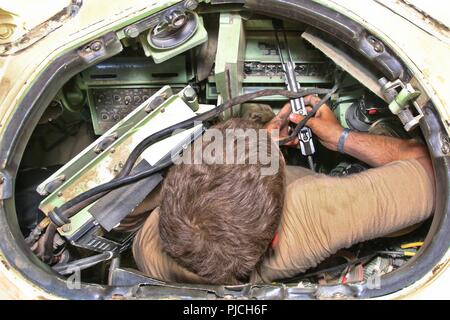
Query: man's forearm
275 98 434 178
343 131 432 173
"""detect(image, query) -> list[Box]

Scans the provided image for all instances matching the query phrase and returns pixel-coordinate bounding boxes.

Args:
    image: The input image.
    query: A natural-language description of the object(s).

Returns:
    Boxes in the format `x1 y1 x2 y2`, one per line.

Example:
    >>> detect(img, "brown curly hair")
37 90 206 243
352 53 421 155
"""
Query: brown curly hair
159 118 285 284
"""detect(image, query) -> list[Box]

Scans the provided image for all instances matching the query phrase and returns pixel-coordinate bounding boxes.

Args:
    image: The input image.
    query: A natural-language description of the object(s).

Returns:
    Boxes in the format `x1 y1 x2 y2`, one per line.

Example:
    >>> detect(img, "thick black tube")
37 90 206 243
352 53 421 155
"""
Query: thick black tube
54 88 332 223
55 159 173 218
117 88 332 178
279 82 340 145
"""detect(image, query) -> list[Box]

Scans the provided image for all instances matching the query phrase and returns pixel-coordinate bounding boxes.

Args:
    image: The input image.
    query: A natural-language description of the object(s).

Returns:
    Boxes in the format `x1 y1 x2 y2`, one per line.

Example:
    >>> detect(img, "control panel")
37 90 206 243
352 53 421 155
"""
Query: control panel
79 55 190 134
208 18 334 103
88 87 179 134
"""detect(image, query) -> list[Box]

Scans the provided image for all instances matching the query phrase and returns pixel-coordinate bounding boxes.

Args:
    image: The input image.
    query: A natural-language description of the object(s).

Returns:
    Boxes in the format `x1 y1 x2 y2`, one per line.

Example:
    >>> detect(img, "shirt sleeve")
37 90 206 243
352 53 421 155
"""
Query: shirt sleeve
253 159 435 283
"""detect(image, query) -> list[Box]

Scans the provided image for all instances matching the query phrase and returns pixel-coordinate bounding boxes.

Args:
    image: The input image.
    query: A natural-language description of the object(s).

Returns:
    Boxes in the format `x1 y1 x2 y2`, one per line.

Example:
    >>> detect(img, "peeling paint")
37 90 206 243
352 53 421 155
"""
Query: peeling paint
399 0 450 35
0 257 10 271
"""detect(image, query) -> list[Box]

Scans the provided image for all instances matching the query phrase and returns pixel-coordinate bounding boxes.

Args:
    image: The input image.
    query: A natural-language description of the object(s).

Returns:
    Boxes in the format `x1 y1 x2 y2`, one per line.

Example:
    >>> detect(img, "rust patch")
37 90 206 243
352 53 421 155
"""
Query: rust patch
432 261 446 276
399 0 450 34
0 257 11 271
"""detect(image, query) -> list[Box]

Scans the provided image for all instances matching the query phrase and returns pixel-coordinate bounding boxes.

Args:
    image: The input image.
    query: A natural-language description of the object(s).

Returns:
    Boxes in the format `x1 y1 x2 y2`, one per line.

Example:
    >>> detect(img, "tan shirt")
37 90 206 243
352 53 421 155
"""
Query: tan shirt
132 159 434 283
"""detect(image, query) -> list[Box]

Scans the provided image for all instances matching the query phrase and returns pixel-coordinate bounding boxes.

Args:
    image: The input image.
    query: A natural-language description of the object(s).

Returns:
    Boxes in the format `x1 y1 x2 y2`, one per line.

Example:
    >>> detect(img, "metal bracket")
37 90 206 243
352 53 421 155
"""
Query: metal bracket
93 132 119 154
380 78 423 132
0 171 13 200
121 0 197 40
40 175 66 196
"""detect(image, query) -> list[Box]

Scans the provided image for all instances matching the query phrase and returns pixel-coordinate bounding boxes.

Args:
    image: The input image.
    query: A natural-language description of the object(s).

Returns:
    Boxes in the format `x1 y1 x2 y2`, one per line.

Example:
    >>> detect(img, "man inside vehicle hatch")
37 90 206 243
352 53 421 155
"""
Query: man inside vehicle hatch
124 95 435 284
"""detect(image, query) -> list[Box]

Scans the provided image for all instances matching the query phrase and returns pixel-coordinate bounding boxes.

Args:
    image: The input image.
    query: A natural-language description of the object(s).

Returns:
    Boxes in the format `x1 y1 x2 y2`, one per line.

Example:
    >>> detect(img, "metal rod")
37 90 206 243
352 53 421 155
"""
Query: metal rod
272 19 316 171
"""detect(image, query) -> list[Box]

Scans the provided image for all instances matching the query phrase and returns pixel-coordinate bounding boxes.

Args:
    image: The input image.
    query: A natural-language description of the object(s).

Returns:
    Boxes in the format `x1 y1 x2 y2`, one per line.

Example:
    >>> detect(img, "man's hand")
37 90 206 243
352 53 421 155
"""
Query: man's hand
264 102 300 147
289 95 344 151
266 95 433 180
265 95 344 151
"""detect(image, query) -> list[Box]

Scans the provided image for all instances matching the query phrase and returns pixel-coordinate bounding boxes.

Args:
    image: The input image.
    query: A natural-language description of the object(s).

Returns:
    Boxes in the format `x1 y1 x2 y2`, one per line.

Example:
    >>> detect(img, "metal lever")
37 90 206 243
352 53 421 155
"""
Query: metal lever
273 20 315 170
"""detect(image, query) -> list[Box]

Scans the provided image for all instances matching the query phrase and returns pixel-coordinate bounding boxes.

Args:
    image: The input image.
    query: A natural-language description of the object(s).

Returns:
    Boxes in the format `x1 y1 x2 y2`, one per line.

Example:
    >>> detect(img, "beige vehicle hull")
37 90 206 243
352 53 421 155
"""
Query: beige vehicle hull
0 0 448 299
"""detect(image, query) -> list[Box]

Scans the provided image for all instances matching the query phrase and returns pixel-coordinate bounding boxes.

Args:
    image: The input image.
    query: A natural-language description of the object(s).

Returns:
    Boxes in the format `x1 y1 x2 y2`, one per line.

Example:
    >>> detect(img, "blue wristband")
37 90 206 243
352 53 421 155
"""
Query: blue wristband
337 128 351 154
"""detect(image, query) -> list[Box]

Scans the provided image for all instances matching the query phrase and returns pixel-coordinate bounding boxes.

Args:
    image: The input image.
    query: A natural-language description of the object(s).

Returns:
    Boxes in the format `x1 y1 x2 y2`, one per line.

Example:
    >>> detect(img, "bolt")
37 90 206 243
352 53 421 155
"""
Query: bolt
368 36 384 53
61 224 71 233
442 141 450 155
167 11 187 28
373 42 384 53
184 0 198 11
91 40 102 52
125 25 140 38
57 191 63 197
183 86 197 102
110 148 116 154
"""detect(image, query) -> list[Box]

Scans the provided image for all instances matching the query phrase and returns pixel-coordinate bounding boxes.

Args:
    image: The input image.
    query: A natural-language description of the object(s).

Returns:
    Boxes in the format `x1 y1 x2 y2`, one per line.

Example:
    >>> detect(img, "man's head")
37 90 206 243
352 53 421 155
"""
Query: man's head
159 118 285 284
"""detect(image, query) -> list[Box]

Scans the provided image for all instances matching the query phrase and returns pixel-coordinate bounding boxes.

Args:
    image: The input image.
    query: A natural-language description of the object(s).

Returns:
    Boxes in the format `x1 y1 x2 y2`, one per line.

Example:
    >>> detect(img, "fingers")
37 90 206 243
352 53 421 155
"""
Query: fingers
289 112 316 131
284 137 300 146
272 135 299 146
276 102 293 121
289 113 303 124
303 95 320 106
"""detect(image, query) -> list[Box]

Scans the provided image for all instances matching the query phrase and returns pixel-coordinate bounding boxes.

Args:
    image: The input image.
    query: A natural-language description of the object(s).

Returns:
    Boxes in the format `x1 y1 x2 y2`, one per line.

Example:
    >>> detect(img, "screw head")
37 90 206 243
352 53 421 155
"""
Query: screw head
91 40 102 52
374 42 384 53
183 86 197 101
61 224 71 233
442 141 450 155
125 25 140 38
184 0 198 11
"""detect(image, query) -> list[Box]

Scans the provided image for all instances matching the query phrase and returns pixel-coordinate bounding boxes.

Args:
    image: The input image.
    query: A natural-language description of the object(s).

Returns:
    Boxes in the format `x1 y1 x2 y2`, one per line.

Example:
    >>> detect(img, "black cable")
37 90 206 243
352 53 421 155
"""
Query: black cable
50 159 174 224
282 253 376 283
116 88 331 178
50 88 332 225
279 82 340 146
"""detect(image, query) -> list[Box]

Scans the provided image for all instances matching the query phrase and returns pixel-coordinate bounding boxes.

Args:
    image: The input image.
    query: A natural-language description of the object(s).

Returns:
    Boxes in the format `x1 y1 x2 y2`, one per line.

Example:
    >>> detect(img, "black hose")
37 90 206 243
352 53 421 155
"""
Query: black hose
117 88 331 178
51 88 332 224
52 159 173 221
279 82 340 145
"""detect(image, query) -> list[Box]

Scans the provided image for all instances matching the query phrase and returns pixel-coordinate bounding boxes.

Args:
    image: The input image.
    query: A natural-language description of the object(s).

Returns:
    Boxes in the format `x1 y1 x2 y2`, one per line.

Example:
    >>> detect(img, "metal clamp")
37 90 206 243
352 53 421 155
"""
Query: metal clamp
380 78 423 132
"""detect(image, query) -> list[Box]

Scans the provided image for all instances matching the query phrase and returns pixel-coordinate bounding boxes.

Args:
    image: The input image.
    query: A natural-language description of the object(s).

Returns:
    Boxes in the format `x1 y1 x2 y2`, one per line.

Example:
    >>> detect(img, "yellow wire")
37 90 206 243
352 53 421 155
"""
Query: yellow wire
401 242 424 249
403 251 416 257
